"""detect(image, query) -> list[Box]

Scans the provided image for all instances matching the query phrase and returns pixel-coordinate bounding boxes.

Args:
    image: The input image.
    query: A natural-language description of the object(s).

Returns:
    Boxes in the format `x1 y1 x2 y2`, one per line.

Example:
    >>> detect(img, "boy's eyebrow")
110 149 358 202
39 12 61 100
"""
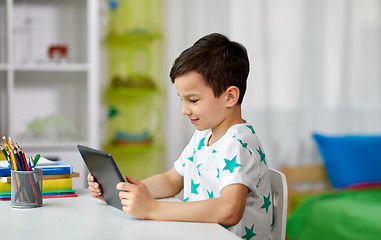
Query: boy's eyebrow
177 93 200 99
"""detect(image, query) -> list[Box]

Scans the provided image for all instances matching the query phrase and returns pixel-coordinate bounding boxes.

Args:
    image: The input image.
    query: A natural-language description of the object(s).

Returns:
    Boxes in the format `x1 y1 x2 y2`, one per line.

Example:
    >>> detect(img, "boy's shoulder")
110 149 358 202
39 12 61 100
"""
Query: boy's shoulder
189 123 261 150
225 123 258 140
214 123 261 149
192 123 258 140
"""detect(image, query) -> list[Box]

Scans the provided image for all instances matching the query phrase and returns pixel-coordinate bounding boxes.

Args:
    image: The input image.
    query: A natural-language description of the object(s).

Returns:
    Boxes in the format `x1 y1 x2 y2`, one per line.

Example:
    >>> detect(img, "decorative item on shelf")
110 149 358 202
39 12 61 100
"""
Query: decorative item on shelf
48 44 68 63
127 76 156 88
25 115 77 141
108 107 119 119
126 41 152 77
108 0 121 11
112 130 152 146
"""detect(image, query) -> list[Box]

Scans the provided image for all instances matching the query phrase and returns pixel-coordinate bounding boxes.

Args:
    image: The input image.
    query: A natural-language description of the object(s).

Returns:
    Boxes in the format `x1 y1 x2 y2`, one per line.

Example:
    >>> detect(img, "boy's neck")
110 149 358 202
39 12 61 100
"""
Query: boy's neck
208 105 244 146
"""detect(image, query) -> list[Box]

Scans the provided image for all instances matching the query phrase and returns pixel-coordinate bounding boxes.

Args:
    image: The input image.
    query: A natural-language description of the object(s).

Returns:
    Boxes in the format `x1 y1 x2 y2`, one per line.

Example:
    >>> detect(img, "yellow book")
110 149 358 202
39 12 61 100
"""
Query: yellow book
0 178 73 193
0 181 10 193
43 178 73 191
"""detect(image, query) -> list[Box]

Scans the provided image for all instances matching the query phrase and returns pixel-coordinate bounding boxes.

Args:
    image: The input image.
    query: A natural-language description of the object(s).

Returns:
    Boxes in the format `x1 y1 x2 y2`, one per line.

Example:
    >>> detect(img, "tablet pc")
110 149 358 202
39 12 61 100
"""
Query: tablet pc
77 145 125 211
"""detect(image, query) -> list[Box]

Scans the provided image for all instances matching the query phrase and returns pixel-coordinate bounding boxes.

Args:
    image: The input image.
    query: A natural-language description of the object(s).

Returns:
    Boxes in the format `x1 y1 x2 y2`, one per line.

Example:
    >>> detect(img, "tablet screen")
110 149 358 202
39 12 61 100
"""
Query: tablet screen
77 145 125 210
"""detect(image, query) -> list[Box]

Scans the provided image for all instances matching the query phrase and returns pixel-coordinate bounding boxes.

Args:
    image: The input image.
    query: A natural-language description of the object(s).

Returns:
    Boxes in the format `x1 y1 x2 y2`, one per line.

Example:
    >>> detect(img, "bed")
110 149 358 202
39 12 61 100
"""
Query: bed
282 133 381 240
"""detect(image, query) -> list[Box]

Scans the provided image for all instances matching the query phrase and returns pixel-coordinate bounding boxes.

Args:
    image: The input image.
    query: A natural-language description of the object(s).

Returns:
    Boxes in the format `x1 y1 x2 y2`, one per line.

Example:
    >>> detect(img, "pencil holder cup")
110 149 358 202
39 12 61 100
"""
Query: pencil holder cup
11 168 43 208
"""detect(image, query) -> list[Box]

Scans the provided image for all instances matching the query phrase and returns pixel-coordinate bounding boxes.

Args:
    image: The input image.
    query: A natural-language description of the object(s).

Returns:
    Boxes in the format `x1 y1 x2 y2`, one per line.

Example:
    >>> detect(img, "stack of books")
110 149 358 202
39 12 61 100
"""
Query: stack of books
0 157 79 200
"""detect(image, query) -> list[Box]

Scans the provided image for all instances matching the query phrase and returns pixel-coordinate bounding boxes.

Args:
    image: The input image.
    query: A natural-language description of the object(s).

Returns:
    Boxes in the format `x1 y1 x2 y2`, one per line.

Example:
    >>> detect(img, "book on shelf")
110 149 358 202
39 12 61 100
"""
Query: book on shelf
0 175 80 200
0 157 73 177
0 177 74 193
0 172 80 183
0 157 79 200
0 190 78 201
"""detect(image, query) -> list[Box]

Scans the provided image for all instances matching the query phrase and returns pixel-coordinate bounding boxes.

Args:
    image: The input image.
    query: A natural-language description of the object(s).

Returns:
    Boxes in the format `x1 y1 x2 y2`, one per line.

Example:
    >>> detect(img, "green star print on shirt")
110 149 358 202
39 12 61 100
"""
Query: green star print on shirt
187 149 196 162
207 190 214 199
242 224 256 240
237 138 253 155
261 193 271 213
191 179 200 195
223 156 242 173
256 146 266 165
198 137 205 150
246 125 255 134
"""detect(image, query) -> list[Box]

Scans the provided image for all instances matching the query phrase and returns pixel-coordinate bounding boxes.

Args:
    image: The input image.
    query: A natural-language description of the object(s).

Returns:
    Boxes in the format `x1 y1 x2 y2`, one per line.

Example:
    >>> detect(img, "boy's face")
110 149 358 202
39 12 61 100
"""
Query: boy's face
174 71 229 131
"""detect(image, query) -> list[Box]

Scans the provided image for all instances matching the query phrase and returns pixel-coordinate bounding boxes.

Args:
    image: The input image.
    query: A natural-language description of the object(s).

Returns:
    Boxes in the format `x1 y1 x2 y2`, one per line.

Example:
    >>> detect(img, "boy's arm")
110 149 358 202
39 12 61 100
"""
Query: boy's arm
88 167 182 200
117 178 249 227
141 167 184 199
153 184 249 226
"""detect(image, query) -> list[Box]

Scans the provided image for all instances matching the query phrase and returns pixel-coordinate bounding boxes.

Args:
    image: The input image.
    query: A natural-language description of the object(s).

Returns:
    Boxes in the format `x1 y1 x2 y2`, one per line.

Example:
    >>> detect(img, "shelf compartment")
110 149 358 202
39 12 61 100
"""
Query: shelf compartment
11 71 88 144
106 0 163 35
105 91 164 147
106 35 163 90
12 0 88 65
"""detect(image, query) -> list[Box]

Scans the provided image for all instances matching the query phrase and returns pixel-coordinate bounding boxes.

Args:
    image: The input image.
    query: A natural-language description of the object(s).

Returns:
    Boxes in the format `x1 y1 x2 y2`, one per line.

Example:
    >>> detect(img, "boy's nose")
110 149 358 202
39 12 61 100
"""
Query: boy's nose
182 103 191 116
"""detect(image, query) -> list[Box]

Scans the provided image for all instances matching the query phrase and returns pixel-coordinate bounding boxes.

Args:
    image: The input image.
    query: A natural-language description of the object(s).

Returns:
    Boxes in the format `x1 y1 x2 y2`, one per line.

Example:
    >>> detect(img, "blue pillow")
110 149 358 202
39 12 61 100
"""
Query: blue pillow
313 133 381 188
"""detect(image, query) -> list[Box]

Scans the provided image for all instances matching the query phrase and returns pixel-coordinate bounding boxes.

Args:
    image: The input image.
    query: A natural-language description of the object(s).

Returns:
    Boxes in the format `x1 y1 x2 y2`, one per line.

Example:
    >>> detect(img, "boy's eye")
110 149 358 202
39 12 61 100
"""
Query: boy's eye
190 99 199 103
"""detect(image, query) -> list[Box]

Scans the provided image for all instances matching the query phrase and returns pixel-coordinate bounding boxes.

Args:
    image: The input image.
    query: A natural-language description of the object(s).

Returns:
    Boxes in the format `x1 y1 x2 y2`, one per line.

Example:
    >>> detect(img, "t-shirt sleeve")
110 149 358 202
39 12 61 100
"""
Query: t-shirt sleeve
173 131 198 176
217 135 261 196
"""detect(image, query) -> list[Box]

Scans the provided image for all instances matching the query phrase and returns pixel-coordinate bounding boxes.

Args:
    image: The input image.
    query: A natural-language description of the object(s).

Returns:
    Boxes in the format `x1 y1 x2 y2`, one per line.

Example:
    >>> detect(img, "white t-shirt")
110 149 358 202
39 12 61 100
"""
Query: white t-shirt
174 123 272 239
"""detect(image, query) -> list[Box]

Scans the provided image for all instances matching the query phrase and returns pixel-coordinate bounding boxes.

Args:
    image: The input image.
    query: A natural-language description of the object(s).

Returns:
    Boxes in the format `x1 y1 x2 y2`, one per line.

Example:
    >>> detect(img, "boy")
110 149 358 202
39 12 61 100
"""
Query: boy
88 33 272 239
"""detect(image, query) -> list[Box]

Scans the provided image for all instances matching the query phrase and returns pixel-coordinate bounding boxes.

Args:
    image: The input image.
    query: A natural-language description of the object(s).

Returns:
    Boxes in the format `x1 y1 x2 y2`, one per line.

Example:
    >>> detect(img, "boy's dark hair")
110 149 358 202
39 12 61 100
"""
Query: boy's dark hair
170 33 249 104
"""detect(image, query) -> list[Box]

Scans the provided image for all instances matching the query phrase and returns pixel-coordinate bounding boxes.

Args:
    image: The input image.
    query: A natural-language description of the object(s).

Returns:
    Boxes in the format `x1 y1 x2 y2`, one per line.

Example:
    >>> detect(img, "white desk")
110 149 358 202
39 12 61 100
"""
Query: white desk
0 189 240 240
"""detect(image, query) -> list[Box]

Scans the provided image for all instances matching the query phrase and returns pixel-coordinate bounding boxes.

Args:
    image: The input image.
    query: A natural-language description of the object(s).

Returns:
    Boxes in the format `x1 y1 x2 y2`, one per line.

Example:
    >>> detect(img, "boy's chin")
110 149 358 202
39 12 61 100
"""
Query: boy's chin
193 125 209 131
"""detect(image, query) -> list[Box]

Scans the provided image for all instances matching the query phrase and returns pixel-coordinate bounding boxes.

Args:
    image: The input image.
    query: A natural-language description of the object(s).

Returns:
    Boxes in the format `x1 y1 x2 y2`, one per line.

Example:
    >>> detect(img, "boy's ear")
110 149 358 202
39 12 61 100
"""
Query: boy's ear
225 86 240 107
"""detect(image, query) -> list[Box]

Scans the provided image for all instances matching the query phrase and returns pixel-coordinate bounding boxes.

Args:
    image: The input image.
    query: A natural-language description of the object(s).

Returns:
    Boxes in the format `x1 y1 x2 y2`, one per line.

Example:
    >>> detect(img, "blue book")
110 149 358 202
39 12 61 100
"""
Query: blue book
0 158 73 177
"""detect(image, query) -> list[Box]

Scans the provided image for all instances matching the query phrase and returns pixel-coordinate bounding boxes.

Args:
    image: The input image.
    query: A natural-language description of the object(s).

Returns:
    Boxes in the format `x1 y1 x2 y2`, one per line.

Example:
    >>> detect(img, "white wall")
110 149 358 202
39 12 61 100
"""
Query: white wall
162 0 381 170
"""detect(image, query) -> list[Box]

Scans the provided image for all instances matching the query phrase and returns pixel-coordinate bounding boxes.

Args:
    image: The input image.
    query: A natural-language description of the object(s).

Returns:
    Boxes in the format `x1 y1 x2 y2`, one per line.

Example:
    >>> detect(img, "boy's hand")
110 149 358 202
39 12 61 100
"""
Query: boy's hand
116 176 157 219
87 173 104 200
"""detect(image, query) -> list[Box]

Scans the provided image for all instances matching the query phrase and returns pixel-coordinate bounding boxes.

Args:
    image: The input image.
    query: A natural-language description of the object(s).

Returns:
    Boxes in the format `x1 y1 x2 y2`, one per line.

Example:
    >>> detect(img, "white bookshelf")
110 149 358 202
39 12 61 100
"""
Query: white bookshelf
0 0 100 188
13 63 89 72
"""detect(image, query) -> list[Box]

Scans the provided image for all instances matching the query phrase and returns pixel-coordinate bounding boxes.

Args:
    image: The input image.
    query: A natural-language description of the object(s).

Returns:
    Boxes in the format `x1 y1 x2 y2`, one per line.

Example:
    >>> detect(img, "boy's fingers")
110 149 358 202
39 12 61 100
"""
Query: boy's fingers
116 182 137 191
88 181 101 193
87 173 94 182
89 185 98 193
94 183 101 192
116 182 127 190
90 190 102 197
126 176 143 186
119 190 133 200
88 180 97 188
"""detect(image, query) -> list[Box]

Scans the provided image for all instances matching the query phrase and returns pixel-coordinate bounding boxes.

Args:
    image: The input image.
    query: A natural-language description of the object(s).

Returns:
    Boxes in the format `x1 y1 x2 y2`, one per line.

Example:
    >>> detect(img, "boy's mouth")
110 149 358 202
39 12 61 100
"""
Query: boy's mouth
190 118 199 124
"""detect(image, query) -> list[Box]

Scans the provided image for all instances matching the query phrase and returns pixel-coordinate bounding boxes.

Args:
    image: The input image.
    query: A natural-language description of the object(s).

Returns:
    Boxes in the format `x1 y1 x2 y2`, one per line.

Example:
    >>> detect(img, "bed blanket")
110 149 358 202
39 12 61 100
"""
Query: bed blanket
286 188 381 240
